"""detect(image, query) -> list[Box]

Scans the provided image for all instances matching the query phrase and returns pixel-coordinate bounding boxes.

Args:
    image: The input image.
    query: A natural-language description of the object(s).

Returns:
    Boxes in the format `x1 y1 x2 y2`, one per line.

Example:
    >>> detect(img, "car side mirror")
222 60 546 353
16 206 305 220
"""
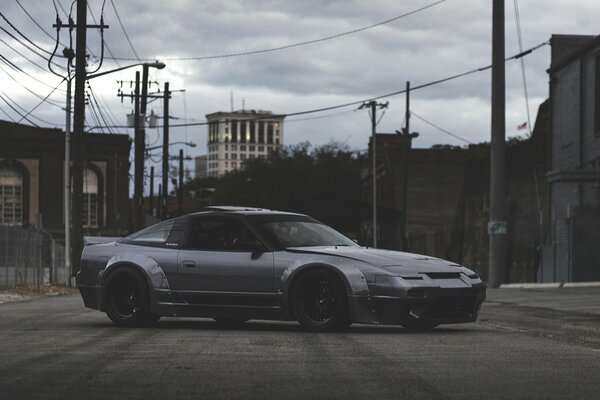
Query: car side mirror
232 237 264 252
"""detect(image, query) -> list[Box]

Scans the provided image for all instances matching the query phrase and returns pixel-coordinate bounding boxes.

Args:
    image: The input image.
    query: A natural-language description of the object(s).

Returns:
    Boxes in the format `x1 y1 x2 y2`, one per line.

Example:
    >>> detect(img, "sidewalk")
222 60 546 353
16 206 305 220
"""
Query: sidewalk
486 286 600 316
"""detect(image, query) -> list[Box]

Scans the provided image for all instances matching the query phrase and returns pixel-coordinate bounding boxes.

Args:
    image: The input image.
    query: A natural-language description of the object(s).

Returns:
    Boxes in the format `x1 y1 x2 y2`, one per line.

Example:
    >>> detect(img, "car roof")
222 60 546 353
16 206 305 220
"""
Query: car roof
189 206 306 217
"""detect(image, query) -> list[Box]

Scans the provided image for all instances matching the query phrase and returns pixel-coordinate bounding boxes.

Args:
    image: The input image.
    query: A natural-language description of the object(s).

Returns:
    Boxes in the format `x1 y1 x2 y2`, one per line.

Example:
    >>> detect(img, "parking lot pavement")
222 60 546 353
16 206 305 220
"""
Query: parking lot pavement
486 286 600 316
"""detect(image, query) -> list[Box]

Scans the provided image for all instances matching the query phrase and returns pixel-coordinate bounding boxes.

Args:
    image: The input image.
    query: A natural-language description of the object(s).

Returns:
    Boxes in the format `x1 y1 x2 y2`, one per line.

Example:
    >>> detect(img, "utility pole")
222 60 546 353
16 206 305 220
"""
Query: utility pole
54 0 108 279
133 66 151 230
70 0 87 278
398 81 419 252
178 148 184 214
360 100 388 248
133 71 142 230
149 166 154 216
489 0 508 287
162 82 170 220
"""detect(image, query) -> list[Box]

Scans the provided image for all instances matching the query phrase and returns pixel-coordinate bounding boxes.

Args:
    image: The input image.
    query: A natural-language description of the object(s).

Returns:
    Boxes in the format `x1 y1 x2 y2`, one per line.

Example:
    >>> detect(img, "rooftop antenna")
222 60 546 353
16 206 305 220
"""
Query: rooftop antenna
242 98 246 111
230 90 234 112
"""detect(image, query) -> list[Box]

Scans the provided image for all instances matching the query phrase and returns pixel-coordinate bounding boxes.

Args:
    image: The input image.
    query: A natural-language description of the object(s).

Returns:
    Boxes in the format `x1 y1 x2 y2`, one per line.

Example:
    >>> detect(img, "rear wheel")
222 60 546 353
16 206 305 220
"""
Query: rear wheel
104 267 159 327
291 269 350 332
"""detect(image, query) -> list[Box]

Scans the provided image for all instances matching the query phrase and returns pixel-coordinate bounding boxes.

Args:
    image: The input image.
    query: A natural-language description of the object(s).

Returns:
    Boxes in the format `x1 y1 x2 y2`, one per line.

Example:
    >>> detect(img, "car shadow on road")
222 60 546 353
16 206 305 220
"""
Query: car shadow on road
86 318 477 335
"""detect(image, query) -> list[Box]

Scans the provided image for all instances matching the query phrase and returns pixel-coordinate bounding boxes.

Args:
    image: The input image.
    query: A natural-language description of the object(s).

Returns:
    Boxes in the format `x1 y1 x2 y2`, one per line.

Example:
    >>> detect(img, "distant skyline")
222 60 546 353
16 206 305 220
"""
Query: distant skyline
1 0 598 166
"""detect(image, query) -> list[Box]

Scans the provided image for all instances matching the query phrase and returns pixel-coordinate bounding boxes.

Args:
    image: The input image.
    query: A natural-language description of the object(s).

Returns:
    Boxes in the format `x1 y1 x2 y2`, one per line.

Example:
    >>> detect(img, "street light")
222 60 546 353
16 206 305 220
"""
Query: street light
66 61 166 282
86 61 165 80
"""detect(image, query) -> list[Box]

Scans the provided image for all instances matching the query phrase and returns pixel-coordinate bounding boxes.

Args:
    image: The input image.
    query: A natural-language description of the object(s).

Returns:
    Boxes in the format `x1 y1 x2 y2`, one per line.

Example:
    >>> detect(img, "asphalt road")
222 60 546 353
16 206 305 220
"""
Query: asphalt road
1 292 599 400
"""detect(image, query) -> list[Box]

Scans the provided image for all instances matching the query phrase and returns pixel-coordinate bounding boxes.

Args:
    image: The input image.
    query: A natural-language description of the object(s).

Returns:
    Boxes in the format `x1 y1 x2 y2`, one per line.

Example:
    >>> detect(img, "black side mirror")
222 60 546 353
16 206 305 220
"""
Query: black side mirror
232 237 264 252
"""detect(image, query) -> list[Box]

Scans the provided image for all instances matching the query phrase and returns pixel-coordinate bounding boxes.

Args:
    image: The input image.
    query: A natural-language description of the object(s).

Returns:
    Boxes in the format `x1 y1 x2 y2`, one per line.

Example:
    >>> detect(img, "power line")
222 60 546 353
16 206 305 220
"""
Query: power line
0 53 66 92
513 0 532 137
0 92 39 127
16 77 66 124
15 0 68 47
410 111 473 144
0 37 55 73
109 0 140 61
106 0 449 61
0 62 65 108
0 11 59 57
87 42 548 131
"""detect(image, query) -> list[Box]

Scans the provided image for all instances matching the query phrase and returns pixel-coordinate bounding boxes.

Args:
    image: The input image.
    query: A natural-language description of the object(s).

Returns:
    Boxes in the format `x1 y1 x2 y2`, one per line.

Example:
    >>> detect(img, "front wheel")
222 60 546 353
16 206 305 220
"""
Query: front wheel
104 267 159 327
291 269 350 332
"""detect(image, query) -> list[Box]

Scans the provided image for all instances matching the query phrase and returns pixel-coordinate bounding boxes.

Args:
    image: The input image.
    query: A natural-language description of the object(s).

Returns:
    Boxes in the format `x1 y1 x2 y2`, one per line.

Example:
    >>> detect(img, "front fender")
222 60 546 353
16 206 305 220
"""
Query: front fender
279 257 377 324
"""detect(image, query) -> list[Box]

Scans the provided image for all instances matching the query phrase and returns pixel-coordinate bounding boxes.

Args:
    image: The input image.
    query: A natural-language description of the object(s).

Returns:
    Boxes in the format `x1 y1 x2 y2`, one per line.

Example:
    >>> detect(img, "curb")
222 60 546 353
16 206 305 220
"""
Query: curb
500 282 600 289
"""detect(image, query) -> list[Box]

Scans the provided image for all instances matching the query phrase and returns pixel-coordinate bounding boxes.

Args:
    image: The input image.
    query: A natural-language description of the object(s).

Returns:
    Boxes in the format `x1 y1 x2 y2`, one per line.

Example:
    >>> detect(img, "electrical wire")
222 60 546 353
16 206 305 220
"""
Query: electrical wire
109 0 141 61
410 111 473 144
0 62 65 108
0 37 56 73
0 53 66 92
106 0 449 61
0 25 65 70
0 92 39 127
0 11 60 57
16 77 66 124
86 42 548 131
15 0 68 48
513 0 532 137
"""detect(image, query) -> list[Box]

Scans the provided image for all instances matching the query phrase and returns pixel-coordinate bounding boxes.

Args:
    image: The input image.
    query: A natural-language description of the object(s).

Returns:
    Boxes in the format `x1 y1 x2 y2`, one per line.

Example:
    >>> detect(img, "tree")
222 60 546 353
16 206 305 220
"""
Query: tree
184 141 366 237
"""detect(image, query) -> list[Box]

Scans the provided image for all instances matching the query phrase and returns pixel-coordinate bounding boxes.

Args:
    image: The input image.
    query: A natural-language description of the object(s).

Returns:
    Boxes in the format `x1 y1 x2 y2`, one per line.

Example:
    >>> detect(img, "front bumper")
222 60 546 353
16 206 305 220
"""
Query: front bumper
352 285 486 325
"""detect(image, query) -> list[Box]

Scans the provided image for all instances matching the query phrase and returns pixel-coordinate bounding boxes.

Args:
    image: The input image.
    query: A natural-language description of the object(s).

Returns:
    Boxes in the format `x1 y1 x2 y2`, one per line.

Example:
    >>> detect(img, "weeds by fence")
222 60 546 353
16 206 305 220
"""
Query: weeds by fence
0 226 67 289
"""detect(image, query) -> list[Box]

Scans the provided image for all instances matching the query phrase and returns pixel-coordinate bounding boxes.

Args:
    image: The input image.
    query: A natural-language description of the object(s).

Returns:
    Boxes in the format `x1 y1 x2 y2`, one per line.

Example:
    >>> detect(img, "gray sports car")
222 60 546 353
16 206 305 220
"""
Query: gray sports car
77 206 486 331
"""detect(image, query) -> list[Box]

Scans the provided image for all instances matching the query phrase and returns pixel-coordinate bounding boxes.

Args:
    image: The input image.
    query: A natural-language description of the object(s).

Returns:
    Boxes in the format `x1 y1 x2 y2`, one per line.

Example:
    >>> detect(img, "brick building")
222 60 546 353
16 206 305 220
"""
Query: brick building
0 120 132 241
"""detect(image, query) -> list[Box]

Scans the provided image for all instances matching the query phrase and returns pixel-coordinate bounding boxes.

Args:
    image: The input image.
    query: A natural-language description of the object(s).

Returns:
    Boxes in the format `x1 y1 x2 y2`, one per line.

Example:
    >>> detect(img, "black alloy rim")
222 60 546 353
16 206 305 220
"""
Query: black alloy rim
299 277 336 323
110 275 141 318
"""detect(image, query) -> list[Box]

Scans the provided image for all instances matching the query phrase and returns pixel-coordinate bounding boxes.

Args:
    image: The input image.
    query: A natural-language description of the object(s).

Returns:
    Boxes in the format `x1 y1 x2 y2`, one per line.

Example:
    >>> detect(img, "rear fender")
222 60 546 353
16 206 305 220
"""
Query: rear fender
100 253 171 313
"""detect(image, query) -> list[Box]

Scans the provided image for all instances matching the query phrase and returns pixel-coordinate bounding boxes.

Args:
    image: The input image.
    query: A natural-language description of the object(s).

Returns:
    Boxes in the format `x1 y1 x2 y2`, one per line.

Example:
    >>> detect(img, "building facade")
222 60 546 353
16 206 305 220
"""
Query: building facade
0 120 132 241
205 110 285 177
542 34 600 282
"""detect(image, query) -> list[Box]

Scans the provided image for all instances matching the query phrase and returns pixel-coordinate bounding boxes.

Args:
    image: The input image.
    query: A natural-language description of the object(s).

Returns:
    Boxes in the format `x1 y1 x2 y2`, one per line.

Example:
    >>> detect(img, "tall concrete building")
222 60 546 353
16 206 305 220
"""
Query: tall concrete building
204 110 285 177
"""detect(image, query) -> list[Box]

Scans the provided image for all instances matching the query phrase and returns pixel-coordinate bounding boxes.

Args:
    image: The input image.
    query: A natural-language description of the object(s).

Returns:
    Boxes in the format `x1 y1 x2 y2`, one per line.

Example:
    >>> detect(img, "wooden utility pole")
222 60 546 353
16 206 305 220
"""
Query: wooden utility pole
399 81 419 252
149 166 154 216
70 0 87 277
178 148 184 214
489 0 508 287
162 82 170 219
360 100 388 247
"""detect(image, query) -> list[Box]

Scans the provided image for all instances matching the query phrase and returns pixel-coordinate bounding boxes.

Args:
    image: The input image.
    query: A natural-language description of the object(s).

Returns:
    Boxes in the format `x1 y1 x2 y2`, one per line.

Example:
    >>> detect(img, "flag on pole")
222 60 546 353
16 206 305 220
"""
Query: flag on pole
517 122 527 130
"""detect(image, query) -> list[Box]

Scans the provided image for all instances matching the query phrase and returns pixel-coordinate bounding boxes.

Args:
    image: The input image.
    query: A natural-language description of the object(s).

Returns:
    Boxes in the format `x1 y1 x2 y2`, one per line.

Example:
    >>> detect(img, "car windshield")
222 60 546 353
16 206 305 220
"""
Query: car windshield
248 215 358 249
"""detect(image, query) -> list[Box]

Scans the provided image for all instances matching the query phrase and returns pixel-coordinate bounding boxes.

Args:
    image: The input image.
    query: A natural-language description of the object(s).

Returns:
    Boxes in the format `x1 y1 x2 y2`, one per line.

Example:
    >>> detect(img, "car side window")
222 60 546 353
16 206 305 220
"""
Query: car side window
188 217 261 251
121 220 175 247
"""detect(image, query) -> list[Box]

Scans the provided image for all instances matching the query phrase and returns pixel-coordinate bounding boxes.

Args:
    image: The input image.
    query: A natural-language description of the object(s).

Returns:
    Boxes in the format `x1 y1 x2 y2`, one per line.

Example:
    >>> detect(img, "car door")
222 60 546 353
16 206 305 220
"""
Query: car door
174 215 276 307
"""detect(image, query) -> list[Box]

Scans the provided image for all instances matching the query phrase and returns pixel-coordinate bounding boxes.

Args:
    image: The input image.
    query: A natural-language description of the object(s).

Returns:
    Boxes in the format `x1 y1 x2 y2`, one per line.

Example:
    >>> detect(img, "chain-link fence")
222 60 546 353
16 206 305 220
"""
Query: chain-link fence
0 226 67 289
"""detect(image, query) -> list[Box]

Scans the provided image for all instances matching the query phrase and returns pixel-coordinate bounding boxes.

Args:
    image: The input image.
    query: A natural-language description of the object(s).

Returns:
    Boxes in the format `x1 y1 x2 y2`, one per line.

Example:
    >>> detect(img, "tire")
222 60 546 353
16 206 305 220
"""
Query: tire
291 269 350 332
103 267 159 327
401 319 439 332
213 318 249 328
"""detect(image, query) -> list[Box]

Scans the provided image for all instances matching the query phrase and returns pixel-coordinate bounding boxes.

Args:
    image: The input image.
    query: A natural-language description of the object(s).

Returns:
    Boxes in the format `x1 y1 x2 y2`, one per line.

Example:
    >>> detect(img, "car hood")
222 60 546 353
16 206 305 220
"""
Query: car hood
286 246 462 273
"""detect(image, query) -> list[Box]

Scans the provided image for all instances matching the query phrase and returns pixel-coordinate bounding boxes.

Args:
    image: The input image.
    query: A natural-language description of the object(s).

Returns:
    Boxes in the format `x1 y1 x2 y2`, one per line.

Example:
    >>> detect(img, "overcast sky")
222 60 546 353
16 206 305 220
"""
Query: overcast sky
1 0 599 183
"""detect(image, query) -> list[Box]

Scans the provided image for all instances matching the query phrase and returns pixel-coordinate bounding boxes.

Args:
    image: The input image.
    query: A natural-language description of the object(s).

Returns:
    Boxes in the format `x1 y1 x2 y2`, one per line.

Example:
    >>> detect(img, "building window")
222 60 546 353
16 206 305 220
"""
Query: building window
0 166 23 225
83 168 99 228
249 145 255 152
241 145 246 152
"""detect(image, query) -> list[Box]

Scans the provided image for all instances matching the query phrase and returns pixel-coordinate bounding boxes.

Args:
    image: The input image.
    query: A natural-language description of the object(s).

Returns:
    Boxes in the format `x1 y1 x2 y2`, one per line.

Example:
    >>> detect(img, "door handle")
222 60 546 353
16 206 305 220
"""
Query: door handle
182 261 196 268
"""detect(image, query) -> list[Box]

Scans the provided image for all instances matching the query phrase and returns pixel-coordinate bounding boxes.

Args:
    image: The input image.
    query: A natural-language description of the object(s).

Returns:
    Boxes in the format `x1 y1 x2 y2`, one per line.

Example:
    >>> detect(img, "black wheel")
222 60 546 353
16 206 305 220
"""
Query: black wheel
291 269 350 332
401 319 439 332
104 267 159 327
213 318 249 328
